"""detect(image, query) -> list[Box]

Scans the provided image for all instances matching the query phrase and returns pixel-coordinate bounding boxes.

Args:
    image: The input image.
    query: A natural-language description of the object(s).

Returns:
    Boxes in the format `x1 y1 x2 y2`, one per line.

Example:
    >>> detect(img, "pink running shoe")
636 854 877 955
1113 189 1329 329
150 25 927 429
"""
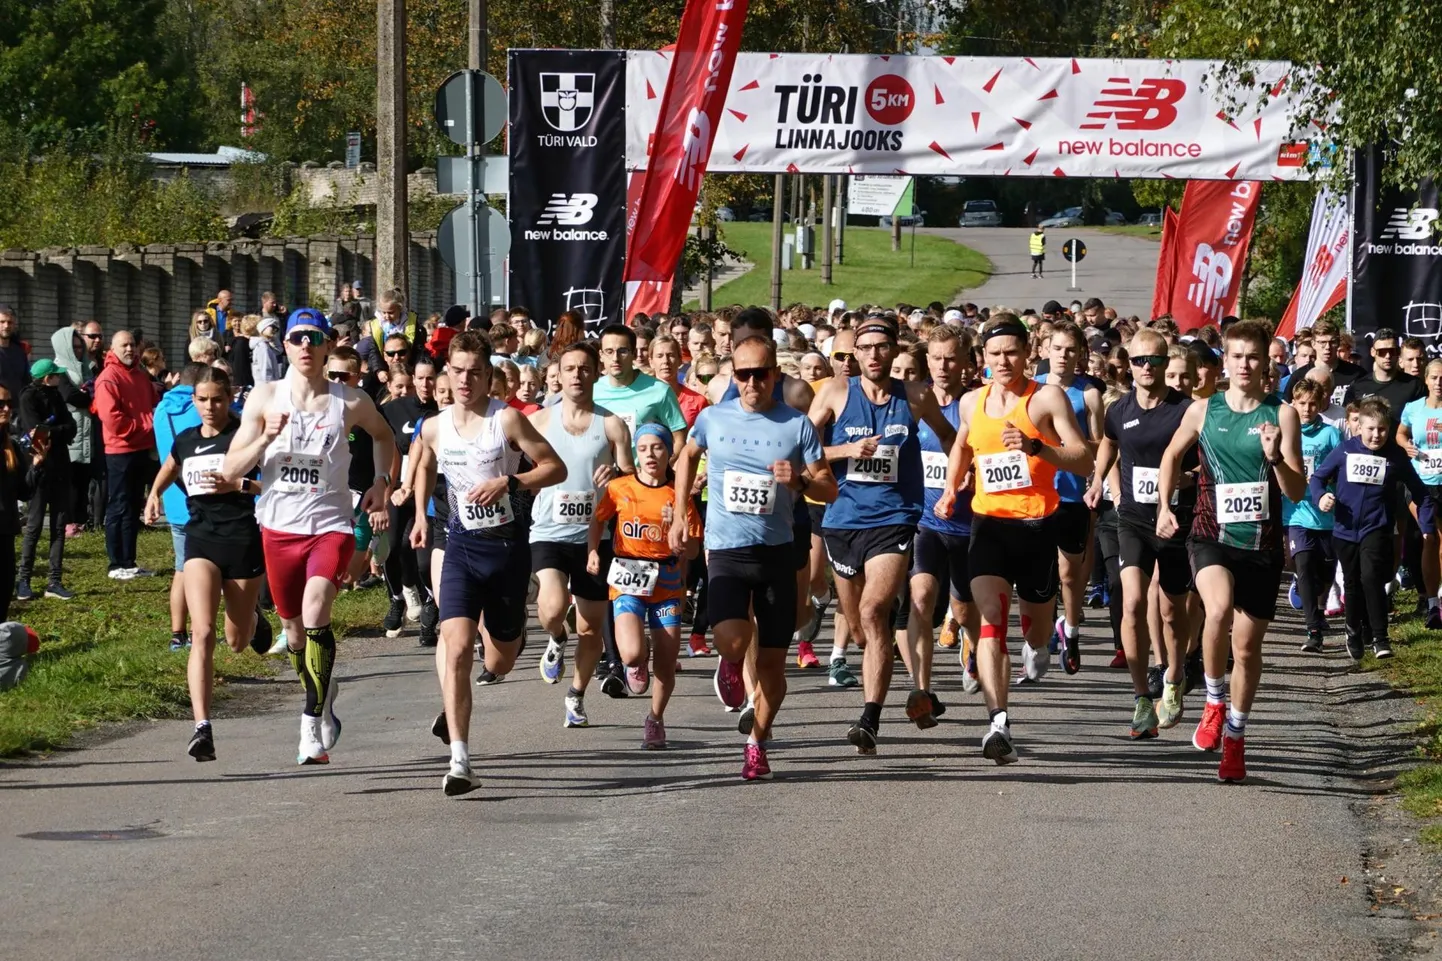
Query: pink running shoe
713 657 745 711
625 663 650 696
741 742 772 780
643 714 667 750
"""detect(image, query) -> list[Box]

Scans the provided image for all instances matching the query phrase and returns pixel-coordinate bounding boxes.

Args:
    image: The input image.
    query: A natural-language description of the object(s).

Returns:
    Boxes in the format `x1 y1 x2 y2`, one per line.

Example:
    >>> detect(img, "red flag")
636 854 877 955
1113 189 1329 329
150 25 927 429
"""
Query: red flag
623 0 749 318
1151 206 1180 320
1166 180 1263 332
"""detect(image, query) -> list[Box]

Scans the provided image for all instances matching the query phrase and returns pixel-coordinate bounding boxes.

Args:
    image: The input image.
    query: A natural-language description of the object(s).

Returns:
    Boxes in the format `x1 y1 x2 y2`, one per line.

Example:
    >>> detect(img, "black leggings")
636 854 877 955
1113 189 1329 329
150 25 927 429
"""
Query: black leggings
1293 546 1334 633
1336 530 1392 644
1096 506 1124 649
383 501 422 600
20 478 67 582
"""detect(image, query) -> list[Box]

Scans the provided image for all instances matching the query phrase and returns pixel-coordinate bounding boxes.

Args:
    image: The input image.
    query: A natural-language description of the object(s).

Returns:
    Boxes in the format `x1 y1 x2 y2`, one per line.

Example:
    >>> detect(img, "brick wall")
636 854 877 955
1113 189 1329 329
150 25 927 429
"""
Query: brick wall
0 234 453 365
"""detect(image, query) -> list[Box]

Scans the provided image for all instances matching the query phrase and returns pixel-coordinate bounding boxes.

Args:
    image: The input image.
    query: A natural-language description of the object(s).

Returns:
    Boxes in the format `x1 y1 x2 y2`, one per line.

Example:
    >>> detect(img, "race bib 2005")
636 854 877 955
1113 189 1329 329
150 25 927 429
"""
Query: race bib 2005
848 444 899 484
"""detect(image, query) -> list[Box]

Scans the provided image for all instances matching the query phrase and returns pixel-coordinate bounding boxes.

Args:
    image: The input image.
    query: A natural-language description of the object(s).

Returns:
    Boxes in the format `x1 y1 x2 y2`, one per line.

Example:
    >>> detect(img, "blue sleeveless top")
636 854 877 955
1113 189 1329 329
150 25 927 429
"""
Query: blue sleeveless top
919 396 971 536
722 375 810 529
823 377 923 529
1038 372 1091 503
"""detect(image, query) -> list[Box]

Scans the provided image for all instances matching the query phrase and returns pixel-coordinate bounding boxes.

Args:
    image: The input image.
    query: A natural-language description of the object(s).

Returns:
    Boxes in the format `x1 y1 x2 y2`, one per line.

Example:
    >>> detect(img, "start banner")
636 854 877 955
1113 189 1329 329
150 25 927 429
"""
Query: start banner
625 52 1319 180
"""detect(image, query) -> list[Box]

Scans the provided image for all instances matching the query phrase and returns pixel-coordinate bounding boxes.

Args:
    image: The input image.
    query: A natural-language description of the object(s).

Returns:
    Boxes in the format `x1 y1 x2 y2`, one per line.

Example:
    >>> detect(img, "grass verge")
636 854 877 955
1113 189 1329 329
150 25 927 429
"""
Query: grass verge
1374 590 1442 845
686 223 991 309
0 528 390 757
1091 224 1163 240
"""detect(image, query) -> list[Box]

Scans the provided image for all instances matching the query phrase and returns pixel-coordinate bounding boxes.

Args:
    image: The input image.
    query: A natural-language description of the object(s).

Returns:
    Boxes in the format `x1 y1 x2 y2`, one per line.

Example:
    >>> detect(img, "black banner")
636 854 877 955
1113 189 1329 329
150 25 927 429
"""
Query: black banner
508 49 626 332
1352 146 1442 345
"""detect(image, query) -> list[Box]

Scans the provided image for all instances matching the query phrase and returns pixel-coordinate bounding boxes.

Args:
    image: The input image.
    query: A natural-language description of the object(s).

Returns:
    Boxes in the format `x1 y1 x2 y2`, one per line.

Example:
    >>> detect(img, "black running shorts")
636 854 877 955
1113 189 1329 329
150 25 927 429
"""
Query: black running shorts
1052 501 1093 557
1117 516 1193 597
707 545 797 650
530 540 608 602
968 514 1059 604
823 523 914 580
184 524 265 581
1187 537 1284 622
910 526 973 602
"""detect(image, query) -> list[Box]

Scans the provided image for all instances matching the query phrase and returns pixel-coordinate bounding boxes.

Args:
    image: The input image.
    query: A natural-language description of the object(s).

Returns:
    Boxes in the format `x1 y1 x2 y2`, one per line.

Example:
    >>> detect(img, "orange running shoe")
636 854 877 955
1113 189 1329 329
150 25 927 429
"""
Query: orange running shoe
1218 734 1246 782
796 640 821 669
938 614 960 649
1192 701 1225 752
687 633 712 657
1108 649 1127 669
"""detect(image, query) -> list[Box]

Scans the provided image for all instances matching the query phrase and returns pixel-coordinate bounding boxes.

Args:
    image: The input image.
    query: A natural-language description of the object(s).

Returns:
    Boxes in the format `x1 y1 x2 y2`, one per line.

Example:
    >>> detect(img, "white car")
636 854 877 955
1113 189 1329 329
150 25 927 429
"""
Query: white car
1137 211 1163 226
1039 207 1082 228
959 199 1003 227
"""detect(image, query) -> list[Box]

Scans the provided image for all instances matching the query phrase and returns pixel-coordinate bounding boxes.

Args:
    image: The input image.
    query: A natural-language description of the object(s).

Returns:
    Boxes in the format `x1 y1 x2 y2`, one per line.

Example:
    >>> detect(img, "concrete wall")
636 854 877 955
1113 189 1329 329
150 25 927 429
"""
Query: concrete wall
0 233 454 366
292 163 444 207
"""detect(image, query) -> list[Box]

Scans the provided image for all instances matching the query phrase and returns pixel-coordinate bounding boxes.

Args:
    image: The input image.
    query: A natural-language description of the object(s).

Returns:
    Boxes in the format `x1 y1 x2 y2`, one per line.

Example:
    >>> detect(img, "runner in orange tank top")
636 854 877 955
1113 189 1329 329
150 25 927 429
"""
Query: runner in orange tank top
934 314 1093 766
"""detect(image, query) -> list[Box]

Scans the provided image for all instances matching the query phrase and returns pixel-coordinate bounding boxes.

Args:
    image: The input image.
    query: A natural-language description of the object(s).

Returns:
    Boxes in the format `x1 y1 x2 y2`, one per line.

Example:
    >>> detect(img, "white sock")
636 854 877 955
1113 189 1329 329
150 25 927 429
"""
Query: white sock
1225 707 1248 738
991 710 1009 729
1204 674 1226 705
830 645 846 663
746 734 760 746
1063 619 1078 638
1431 597 1439 610
195 719 210 729
451 740 469 767
813 589 831 607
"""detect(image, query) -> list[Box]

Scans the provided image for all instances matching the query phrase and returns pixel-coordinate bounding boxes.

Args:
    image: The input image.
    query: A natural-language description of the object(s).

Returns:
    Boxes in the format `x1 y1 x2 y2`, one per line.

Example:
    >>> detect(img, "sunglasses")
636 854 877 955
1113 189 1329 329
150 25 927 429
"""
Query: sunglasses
83 333 102 340
1130 355 1169 368
326 370 351 382
1375 347 1398 357
0 399 12 409
285 330 325 347
385 349 408 357
831 352 854 363
696 373 715 384
733 366 774 383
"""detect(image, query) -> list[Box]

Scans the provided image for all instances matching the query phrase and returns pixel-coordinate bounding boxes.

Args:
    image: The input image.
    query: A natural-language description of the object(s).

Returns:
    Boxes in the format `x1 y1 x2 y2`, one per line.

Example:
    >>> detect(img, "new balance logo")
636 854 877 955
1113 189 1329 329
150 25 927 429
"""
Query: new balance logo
537 193 598 226
1379 207 1439 241
1080 78 1186 130
1186 243 1234 324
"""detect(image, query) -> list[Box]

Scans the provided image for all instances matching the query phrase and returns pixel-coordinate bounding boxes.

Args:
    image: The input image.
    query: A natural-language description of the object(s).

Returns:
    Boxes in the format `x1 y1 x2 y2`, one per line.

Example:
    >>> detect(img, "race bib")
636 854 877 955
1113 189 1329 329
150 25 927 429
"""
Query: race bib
1131 466 1178 506
723 470 776 515
1346 452 1386 486
848 444 899 484
1302 454 1315 480
922 451 948 490
618 411 637 436
459 496 514 530
1331 385 1348 408
1419 449 1442 473
274 454 327 494
607 557 659 597
1102 477 1115 502
552 490 595 525
977 450 1031 494
182 453 224 496
1216 482 1268 524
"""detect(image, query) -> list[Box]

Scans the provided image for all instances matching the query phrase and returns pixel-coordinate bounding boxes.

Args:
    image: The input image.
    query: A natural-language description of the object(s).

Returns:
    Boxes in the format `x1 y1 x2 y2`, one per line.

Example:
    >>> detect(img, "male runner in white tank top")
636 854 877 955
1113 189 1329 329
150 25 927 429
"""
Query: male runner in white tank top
222 308 395 766
410 332 566 795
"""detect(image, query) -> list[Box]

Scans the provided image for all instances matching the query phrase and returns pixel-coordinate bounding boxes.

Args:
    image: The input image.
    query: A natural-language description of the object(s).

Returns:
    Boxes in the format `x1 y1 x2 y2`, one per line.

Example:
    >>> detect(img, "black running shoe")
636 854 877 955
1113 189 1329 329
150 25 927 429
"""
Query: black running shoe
1146 665 1164 702
355 573 384 590
476 668 503 685
905 689 938 730
927 690 947 719
1346 630 1365 662
249 608 273 655
431 712 450 745
600 666 628 699
1183 651 1204 695
188 724 216 762
1300 629 1323 654
418 599 439 648
383 597 405 638
1373 638 1394 659
847 722 878 755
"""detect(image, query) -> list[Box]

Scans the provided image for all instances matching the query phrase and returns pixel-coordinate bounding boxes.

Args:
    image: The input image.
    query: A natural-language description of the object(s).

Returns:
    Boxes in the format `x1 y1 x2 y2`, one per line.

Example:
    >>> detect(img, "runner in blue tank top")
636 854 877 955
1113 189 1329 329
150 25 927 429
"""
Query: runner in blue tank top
1035 322 1102 672
809 319 954 755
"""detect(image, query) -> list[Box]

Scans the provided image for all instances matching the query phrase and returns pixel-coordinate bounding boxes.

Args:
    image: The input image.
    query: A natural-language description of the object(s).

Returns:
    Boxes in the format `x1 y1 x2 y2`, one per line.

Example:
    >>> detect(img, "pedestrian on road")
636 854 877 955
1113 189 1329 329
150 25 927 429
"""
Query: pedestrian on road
1030 226 1046 279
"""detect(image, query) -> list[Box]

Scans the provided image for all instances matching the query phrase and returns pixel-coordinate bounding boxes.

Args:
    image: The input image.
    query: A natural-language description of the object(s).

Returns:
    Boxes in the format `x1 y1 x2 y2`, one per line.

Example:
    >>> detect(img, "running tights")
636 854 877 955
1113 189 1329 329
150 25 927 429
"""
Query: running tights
384 502 423 600
1336 530 1392 644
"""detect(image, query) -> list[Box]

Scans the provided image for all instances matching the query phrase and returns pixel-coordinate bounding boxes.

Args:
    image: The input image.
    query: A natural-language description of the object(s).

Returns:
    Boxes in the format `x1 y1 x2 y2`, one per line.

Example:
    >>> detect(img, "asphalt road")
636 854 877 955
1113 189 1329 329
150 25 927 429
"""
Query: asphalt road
0 602 1415 961
928 225 1162 318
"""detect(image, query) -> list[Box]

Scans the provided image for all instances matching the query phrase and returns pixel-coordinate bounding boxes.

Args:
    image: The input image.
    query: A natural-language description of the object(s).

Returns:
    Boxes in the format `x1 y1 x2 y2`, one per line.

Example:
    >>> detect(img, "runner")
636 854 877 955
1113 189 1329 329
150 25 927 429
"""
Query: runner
144 367 267 761
1085 328 1197 738
326 347 380 597
222 307 395 766
1285 378 1343 651
408 331 565 795
529 341 633 729
1154 319 1307 783
814 328 860 685
588 424 700 748
380 354 438 636
1399 359 1442 631
1037 322 1103 673
810 318 954 754
935 313 1092 764
671 334 836 778
903 325 975 726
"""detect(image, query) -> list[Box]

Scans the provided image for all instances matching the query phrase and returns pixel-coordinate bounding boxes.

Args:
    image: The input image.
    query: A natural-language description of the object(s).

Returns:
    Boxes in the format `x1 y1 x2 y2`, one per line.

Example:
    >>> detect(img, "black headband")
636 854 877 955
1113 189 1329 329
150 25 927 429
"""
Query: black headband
983 321 1030 343
855 322 897 342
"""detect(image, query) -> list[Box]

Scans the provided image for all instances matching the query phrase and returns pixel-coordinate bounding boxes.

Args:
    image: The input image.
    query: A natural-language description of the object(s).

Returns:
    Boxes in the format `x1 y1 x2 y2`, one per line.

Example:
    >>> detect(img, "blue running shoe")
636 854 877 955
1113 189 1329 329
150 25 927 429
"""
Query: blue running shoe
539 638 565 684
1289 578 1302 610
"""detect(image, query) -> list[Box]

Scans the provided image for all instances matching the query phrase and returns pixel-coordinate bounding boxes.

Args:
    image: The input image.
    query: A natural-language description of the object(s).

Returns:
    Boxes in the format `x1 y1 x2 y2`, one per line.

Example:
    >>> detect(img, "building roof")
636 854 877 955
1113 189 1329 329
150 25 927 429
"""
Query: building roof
144 146 267 167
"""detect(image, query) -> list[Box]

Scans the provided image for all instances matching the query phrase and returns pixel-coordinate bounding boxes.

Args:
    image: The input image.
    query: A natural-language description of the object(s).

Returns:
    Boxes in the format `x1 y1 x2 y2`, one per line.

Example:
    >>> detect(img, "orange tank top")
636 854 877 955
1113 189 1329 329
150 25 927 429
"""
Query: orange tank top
968 380 1060 519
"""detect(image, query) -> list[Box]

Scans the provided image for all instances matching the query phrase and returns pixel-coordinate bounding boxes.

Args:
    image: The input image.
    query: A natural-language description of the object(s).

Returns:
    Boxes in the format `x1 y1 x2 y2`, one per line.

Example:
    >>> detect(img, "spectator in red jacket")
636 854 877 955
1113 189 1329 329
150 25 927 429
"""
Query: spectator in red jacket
94 330 158 579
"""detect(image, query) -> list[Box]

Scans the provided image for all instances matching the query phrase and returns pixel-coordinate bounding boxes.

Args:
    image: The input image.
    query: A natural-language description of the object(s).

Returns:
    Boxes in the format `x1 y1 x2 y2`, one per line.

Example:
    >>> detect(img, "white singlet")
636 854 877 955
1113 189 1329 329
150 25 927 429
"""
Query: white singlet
256 377 353 536
440 400 523 540
530 404 613 546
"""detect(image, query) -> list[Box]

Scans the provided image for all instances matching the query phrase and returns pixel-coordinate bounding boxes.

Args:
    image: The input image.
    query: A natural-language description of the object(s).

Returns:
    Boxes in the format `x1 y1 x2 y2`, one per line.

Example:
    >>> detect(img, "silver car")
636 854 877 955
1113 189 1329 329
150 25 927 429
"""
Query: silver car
959 199 1002 227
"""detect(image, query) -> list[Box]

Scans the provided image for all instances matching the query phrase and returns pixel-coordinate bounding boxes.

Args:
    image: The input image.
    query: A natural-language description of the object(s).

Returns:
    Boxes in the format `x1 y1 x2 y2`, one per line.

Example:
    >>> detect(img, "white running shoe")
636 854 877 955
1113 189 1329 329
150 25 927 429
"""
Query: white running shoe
564 693 589 728
297 715 328 765
443 760 479 796
267 629 289 656
981 719 1018 765
402 586 422 622
1019 641 1050 683
320 675 342 750
539 639 565 684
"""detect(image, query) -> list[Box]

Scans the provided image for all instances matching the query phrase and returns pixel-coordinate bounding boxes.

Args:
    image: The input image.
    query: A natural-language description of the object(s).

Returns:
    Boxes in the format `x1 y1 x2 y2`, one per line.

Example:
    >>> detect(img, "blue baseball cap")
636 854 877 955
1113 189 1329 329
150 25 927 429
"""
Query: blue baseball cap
286 307 332 334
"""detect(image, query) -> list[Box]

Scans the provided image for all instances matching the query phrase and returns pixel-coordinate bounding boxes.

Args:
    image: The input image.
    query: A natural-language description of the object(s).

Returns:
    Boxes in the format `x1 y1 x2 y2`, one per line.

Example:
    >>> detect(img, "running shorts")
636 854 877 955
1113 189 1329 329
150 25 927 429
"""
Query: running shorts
823 523 914 580
968 514 1059 604
1187 537 1285 622
791 516 812 572
910 526 973 602
707 545 798 649
261 528 356 620
1416 487 1442 535
1287 526 1335 561
186 524 265 581
429 514 448 551
1117 516 1192 597
807 502 827 534
1053 501 1093 557
613 594 682 631
531 540 608 602
439 534 530 641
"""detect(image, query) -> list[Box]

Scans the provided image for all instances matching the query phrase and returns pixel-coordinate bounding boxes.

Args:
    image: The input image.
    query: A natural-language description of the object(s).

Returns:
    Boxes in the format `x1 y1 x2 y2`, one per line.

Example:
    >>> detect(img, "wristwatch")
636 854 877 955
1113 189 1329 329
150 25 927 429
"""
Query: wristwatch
1026 437 1044 457
507 474 521 494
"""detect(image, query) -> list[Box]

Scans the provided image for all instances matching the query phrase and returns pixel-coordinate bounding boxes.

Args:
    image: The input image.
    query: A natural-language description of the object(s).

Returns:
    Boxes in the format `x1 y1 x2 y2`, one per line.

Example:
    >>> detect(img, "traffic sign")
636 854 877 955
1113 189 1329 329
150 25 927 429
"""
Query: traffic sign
1062 238 1087 263
435 70 506 147
437 204 509 306
436 155 509 195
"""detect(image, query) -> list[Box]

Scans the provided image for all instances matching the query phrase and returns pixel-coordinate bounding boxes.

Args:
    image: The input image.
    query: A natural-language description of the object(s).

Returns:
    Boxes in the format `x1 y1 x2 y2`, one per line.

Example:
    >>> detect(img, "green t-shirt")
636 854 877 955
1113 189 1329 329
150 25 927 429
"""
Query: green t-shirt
592 371 687 439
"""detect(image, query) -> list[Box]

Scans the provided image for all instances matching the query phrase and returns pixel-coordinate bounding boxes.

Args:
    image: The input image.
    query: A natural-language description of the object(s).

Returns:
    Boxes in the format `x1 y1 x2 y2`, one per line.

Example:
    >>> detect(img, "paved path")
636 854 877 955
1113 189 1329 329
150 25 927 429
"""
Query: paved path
0 602 1414 961
930 226 1161 317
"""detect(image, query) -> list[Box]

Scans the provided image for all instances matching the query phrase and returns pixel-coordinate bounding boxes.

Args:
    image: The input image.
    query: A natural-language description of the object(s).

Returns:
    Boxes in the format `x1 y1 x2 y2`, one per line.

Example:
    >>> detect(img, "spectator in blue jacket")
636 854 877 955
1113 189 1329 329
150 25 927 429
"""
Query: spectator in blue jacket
155 363 207 652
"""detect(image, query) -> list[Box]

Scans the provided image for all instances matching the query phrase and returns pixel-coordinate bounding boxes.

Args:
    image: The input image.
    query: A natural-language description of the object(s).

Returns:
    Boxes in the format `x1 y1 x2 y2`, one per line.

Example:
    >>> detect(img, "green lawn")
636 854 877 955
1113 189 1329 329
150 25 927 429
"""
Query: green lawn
687 223 992 310
1373 593 1442 844
1092 224 1163 240
0 528 390 756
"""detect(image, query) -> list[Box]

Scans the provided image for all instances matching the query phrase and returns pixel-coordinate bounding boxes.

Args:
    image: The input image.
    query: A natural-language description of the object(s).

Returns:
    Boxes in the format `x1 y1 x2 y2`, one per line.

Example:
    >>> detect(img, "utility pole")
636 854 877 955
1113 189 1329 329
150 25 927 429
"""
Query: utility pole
600 0 616 48
770 173 785 311
821 174 833 284
376 0 409 299
836 175 846 265
469 0 484 68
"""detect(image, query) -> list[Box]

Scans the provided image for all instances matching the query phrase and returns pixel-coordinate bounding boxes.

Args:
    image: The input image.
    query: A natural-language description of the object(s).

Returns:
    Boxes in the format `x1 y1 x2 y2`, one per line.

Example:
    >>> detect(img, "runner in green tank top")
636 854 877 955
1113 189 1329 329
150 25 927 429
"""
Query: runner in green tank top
1154 320 1307 785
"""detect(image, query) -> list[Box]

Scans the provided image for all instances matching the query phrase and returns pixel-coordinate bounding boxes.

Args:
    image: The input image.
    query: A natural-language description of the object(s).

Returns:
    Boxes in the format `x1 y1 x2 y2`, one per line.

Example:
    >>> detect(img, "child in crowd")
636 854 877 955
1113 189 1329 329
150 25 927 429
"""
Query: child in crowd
1284 379 1343 652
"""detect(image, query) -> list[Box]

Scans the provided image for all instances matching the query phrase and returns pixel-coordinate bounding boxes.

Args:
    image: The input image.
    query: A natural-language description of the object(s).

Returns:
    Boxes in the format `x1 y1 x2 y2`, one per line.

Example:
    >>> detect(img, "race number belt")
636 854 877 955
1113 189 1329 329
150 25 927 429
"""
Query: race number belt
848 444 898 484
607 557 659 596
723 470 775 515
976 450 1031 494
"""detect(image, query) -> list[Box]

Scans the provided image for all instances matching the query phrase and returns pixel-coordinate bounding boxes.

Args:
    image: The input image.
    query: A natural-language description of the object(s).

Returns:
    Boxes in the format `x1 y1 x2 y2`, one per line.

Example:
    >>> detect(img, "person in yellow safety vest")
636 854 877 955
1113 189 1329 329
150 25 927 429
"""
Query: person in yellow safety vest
1029 226 1046 279
366 288 419 371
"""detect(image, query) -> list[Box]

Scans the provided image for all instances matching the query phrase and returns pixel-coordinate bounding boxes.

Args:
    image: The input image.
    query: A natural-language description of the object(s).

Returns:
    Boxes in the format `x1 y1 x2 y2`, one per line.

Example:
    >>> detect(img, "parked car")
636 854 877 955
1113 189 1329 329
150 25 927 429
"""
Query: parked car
746 207 791 223
879 211 927 227
1104 209 1127 226
716 206 736 222
1137 211 1163 226
1039 206 1083 228
959 199 1003 227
